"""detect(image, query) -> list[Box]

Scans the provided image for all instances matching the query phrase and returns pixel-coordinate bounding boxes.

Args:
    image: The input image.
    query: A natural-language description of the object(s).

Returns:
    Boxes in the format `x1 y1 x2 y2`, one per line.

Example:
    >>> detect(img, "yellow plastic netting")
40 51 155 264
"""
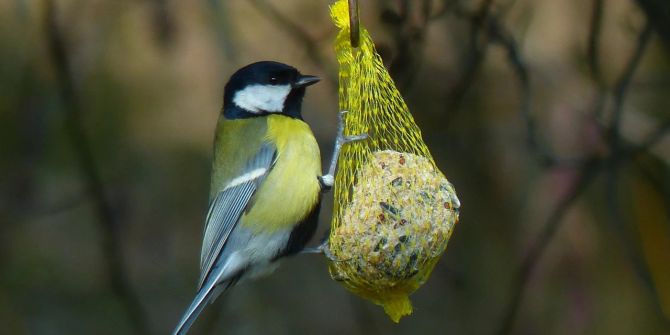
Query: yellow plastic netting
327 0 461 323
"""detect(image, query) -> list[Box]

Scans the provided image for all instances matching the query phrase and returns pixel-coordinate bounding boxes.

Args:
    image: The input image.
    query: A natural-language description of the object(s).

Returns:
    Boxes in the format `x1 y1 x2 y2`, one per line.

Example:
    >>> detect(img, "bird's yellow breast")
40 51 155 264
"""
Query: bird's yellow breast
240 115 322 233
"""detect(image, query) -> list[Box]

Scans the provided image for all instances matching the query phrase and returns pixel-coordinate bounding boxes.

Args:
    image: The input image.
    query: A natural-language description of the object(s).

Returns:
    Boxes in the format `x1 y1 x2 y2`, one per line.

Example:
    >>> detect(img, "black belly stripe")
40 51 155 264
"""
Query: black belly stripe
278 199 321 258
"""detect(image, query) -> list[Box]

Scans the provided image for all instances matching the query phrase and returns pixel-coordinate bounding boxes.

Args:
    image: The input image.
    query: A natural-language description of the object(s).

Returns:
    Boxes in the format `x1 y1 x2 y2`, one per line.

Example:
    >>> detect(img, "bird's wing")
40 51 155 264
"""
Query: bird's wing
198 142 277 289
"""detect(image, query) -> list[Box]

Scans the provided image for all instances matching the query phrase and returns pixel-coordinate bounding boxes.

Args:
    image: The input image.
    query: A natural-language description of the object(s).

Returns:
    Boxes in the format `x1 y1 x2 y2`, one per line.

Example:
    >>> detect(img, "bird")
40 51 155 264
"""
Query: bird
172 61 330 335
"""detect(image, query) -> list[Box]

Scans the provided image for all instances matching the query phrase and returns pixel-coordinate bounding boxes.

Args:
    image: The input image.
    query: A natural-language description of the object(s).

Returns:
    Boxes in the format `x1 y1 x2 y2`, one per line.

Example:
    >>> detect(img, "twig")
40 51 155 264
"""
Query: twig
587 0 604 84
603 20 668 321
467 0 496 28
600 21 658 161
248 0 337 86
635 0 670 47
486 20 535 157
605 157 668 322
208 0 239 62
496 159 601 335
587 0 609 120
487 18 585 167
605 161 667 318
610 23 653 140
444 0 496 122
43 1 150 334
624 117 670 157
381 0 433 90
605 20 653 262
495 18 658 335
149 0 175 50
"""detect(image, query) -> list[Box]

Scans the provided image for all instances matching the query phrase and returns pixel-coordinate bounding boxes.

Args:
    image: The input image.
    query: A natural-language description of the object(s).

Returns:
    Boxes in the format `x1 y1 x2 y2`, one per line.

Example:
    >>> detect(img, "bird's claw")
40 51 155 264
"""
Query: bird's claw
300 238 334 260
322 110 368 194
343 133 368 144
337 110 367 144
318 174 334 190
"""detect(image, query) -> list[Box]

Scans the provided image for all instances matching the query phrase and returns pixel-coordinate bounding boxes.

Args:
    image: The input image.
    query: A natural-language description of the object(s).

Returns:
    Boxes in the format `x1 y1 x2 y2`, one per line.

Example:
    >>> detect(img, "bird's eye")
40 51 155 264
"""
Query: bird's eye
269 77 278 84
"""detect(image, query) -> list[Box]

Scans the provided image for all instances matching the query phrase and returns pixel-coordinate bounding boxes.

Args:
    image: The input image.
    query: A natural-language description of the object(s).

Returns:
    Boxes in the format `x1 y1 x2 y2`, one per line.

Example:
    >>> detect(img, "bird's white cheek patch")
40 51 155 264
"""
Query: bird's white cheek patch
233 84 291 113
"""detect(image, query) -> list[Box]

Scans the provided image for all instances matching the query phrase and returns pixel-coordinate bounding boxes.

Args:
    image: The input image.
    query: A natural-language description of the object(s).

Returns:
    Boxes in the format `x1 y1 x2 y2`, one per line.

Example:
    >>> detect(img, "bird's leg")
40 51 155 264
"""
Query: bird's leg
308 111 367 258
300 231 335 260
318 110 368 191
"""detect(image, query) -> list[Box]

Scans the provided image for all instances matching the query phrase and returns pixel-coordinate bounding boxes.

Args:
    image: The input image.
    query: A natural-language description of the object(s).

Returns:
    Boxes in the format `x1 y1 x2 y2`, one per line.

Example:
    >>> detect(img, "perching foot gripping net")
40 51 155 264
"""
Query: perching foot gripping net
325 0 461 322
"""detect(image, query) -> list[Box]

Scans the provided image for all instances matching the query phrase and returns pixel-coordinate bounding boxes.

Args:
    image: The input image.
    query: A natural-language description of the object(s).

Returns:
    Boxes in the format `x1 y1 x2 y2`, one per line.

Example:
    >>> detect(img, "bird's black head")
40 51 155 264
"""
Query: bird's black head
222 61 320 119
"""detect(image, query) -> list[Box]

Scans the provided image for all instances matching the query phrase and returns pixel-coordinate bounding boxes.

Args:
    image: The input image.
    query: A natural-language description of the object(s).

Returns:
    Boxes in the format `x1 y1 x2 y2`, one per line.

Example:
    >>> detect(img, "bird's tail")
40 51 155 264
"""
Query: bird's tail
172 276 236 335
172 282 216 335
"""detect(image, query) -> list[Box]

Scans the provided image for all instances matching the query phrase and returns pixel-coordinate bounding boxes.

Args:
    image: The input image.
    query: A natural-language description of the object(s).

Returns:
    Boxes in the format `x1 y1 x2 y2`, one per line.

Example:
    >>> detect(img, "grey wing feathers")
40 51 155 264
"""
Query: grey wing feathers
198 143 276 289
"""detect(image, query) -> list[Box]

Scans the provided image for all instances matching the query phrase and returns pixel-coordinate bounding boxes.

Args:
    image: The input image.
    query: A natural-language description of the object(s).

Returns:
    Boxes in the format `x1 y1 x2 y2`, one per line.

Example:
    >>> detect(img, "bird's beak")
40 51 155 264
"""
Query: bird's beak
294 75 320 88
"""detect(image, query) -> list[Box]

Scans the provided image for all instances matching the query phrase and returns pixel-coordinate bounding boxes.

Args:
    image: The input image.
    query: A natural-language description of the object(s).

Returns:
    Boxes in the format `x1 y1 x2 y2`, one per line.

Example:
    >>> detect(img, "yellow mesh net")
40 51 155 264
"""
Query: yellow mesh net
327 0 461 323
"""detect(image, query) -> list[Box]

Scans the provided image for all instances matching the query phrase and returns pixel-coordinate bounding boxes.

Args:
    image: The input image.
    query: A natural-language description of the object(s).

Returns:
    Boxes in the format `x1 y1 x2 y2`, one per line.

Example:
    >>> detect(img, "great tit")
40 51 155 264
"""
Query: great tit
173 61 327 335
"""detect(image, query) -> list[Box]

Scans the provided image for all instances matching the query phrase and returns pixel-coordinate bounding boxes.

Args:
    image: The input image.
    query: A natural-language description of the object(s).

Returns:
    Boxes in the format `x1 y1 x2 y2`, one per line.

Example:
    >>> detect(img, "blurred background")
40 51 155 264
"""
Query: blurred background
1 0 669 334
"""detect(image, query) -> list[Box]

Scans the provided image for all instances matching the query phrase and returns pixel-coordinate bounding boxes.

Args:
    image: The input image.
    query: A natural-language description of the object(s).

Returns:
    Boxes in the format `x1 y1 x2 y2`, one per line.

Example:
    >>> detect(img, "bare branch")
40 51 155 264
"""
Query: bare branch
625 118 670 157
248 0 337 86
635 0 670 47
586 0 609 121
605 160 668 321
380 0 434 90
444 0 496 123
43 1 150 333
602 20 669 321
495 18 659 335
496 159 601 335
149 0 175 50
487 18 585 167
610 22 654 144
587 0 604 84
